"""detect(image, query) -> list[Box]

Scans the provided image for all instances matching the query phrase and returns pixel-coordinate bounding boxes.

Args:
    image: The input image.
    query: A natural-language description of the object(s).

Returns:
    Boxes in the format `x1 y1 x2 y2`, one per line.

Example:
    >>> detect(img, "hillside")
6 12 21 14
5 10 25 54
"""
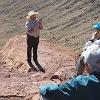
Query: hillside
0 0 100 99
0 0 100 51
0 35 76 100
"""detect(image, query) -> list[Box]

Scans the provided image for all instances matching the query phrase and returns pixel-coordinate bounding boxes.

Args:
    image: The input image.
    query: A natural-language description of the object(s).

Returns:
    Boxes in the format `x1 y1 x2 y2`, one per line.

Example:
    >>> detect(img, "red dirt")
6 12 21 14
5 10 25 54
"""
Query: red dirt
0 35 78 100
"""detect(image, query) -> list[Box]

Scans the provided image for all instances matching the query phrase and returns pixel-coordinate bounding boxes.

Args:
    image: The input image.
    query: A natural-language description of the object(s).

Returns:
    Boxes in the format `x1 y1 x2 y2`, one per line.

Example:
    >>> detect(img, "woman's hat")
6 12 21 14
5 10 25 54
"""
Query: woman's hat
26 10 38 20
92 22 100 30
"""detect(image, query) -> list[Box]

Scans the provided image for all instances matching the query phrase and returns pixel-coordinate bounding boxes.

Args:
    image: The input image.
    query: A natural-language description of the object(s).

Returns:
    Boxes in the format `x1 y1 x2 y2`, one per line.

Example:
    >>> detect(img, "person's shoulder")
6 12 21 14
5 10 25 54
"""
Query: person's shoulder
94 39 100 45
76 75 89 80
76 75 87 81
83 41 93 51
75 75 98 85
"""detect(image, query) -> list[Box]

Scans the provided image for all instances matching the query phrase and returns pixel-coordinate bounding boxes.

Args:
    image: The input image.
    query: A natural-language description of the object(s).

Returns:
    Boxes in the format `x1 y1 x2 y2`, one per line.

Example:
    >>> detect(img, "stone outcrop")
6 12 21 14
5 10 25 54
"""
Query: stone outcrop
0 35 77 99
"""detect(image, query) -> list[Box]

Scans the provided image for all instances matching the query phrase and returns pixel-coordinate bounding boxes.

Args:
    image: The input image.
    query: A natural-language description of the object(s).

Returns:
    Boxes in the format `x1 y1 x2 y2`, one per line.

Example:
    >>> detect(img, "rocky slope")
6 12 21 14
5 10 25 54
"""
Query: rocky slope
0 0 100 99
0 35 77 100
0 0 100 51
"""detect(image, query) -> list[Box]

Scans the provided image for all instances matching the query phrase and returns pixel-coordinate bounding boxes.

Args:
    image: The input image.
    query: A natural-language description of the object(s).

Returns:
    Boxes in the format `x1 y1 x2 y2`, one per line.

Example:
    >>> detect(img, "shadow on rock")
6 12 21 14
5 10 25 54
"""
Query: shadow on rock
35 61 45 73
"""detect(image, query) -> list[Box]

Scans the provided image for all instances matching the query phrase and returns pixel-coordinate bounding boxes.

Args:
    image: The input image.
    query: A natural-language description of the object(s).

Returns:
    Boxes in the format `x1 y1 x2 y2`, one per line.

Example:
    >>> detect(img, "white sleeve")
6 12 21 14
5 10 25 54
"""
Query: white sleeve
82 41 93 51
25 21 32 31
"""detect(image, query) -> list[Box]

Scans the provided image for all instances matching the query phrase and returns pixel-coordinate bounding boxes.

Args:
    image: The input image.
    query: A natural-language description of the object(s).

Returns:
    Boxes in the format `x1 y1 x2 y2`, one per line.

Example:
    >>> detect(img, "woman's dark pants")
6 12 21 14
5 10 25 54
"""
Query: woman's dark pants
27 34 39 64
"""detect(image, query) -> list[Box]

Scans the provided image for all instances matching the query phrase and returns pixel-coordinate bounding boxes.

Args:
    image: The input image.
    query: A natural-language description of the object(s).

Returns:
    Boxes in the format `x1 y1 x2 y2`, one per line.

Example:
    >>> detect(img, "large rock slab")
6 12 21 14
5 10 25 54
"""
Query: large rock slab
0 35 77 99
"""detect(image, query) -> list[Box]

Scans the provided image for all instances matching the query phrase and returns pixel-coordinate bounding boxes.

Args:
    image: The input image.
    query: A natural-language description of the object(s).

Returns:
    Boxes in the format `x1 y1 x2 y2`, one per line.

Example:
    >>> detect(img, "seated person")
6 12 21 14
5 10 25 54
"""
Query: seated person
39 24 100 100
77 22 100 75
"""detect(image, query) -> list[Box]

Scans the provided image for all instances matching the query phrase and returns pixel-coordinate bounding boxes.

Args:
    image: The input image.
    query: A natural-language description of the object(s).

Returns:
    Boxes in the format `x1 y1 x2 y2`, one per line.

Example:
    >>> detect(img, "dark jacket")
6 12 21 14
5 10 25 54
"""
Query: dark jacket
39 74 100 100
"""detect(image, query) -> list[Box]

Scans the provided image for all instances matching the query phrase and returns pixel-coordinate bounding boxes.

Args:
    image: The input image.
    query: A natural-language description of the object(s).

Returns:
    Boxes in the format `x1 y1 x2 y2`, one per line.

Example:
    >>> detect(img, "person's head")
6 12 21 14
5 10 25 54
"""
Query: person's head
84 42 100 73
92 22 100 39
93 22 100 33
26 10 38 21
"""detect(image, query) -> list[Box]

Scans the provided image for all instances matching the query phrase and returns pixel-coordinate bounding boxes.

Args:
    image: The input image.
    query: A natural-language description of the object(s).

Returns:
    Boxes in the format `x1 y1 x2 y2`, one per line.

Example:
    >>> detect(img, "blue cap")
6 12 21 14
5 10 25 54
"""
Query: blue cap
92 22 100 30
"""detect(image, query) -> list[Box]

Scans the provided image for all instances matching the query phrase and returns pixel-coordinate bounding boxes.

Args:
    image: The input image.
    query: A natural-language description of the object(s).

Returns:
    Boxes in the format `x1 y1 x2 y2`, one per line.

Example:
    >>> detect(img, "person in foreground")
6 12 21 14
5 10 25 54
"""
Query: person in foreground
76 22 100 75
39 29 100 100
25 10 45 73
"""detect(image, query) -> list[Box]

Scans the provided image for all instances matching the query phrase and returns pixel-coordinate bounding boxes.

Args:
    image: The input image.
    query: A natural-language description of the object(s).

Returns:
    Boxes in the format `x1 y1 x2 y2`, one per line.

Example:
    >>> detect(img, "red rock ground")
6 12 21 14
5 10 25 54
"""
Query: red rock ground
0 35 77 100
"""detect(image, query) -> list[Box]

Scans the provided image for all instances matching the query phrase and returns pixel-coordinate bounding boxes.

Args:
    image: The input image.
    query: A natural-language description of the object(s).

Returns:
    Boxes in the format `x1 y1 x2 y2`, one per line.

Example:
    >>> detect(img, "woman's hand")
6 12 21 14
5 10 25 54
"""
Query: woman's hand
39 20 43 30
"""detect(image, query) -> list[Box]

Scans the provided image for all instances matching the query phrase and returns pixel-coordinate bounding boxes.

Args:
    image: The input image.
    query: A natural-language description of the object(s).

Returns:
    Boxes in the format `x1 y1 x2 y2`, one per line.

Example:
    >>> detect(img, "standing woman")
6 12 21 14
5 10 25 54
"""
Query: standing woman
25 10 43 71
